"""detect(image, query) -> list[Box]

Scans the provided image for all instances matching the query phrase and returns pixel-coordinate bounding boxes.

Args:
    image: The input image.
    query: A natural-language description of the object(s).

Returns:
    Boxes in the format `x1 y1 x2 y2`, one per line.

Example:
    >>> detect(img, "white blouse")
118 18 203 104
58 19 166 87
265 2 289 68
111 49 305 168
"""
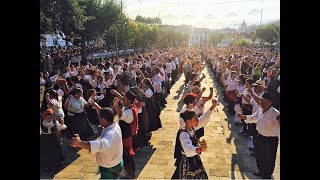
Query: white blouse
144 88 153 98
67 96 87 113
48 98 65 118
40 78 46 86
120 107 134 124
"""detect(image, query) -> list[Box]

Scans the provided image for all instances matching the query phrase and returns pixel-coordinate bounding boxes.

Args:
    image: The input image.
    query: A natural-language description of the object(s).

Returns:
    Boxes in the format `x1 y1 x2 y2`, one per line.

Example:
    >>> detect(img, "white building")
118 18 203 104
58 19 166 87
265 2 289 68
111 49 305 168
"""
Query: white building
189 28 209 45
40 32 72 47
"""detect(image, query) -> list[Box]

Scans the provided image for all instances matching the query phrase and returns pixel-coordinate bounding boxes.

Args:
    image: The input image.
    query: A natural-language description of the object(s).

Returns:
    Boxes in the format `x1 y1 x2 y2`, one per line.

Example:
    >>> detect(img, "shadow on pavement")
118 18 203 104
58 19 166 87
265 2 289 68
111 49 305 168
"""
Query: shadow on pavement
40 133 81 179
133 144 156 177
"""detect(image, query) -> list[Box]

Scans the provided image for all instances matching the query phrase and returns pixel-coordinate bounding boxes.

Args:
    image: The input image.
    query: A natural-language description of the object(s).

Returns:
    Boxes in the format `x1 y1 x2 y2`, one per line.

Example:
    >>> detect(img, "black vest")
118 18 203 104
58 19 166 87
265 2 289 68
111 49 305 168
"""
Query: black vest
119 106 133 139
41 119 57 134
174 128 198 159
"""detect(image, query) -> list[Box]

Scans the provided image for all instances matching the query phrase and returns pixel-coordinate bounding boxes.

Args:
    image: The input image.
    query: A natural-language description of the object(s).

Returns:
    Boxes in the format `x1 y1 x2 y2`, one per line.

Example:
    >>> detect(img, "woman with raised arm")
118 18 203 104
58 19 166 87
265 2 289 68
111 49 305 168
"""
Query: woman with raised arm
172 99 218 179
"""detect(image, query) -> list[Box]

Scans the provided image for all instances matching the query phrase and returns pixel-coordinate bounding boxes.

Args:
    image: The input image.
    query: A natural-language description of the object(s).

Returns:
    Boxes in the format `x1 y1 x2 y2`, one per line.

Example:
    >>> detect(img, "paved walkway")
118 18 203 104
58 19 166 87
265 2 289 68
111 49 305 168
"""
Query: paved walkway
53 65 280 179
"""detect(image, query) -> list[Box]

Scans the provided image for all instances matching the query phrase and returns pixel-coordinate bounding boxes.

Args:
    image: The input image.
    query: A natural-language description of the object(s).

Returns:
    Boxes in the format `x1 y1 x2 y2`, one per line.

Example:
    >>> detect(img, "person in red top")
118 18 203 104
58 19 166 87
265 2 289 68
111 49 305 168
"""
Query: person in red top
111 90 138 179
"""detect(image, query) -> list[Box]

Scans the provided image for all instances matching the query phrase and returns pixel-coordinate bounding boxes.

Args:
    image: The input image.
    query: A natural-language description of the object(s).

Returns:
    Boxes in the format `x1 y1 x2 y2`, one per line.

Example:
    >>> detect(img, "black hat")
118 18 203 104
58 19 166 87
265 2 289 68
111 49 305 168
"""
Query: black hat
262 92 274 102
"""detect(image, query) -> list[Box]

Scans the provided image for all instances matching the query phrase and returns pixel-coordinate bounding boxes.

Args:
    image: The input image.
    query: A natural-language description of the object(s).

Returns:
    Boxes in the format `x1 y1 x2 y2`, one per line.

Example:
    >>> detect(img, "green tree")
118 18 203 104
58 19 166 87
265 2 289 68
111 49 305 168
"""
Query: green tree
255 23 280 45
230 35 251 46
135 15 162 24
77 0 122 64
40 0 87 35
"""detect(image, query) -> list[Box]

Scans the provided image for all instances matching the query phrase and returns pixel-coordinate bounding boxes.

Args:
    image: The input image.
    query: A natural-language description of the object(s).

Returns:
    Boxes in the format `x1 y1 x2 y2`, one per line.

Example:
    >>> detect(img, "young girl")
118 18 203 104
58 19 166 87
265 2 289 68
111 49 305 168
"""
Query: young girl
45 90 67 130
40 109 66 170
172 99 218 179
86 89 105 126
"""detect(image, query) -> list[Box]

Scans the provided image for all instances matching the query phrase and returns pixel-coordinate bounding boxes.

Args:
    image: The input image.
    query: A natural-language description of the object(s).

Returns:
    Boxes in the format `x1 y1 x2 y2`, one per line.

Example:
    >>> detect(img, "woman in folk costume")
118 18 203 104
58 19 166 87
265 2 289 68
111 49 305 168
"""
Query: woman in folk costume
111 90 139 179
172 99 218 179
86 89 105 126
129 86 148 150
40 109 66 170
190 86 213 140
64 88 94 140
142 78 162 131
174 93 210 166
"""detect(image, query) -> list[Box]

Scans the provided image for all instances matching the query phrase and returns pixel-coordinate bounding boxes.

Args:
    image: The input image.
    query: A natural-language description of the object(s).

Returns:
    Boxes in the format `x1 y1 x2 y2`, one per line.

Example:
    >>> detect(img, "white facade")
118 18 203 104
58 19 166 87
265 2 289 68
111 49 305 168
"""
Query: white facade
41 33 71 47
189 34 209 45
217 38 231 47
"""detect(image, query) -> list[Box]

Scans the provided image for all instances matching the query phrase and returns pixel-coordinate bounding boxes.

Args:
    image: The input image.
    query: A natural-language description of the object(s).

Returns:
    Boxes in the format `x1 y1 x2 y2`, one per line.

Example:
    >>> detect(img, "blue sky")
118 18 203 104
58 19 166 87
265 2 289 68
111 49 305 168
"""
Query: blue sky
122 0 280 29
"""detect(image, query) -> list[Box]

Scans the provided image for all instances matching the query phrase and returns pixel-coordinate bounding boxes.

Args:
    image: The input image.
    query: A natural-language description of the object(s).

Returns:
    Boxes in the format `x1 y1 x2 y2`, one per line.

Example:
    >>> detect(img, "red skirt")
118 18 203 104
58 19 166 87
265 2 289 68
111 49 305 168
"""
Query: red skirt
123 137 135 156
226 90 238 102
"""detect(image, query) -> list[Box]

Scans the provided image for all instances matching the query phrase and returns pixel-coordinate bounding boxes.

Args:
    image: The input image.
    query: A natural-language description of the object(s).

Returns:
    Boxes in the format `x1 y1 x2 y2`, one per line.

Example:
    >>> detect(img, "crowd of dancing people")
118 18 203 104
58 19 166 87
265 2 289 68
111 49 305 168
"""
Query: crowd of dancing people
40 45 280 179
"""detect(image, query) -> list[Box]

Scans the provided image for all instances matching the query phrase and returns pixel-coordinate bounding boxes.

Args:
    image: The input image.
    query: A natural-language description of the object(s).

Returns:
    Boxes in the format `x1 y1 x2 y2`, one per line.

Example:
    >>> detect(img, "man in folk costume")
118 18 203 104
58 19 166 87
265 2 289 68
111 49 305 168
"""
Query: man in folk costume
224 71 239 115
111 90 138 179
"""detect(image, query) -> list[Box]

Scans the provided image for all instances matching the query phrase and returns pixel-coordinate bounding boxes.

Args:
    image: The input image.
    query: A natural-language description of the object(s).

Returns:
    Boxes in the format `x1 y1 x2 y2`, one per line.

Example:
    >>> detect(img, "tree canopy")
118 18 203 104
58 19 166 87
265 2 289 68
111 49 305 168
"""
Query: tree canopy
135 15 162 24
255 23 280 45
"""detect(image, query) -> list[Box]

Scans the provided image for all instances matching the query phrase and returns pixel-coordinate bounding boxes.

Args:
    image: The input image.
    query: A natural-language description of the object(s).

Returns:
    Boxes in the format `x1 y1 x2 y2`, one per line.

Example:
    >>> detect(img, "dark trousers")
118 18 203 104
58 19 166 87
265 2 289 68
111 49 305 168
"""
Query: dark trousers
255 134 279 177
241 107 252 134
248 123 258 147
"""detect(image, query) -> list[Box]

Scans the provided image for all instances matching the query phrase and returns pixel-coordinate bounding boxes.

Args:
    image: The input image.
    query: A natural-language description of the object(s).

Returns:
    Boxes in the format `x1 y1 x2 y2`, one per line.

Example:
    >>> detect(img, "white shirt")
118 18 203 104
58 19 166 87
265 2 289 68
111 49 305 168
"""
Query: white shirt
159 67 165 81
48 98 65 118
63 71 70 78
90 122 123 168
84 75 92 82
152 73 163 93
241 89 251 104
236 84 246 94
120 107 134 123
225 77 239 91
41 119 65 133
171 61 176 70
106 67 114 75
67 96 87 113
144 88 153 98
50 74 58 83
195 98 205 115
250 91 264 114
166 62 172 73
40 78 46 86
245 107 280 137
175 58 179 66
179 109 213 157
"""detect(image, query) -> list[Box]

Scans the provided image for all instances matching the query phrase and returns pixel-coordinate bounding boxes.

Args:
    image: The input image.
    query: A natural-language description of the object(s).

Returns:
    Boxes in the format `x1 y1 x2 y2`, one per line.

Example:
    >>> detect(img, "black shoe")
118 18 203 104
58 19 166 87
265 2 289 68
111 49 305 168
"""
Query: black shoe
253 172 263 177
250 152 256 156
249 147 255 152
